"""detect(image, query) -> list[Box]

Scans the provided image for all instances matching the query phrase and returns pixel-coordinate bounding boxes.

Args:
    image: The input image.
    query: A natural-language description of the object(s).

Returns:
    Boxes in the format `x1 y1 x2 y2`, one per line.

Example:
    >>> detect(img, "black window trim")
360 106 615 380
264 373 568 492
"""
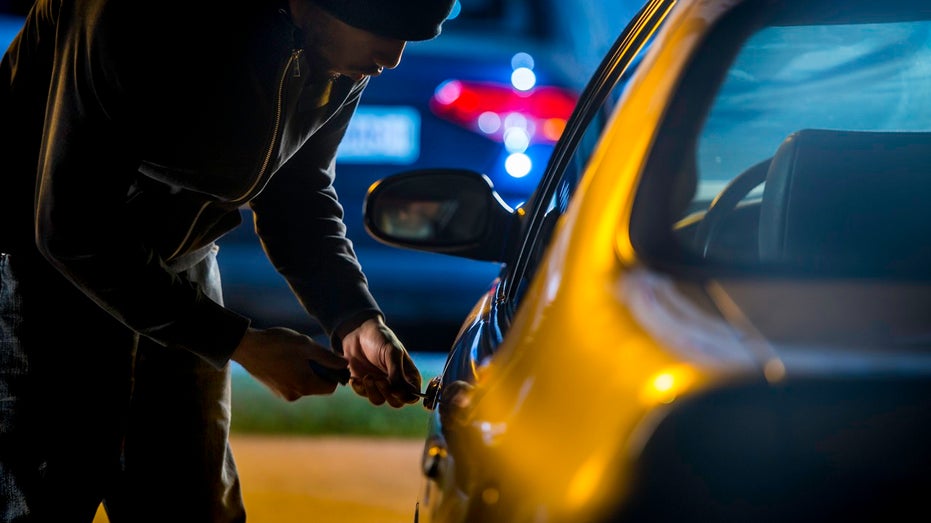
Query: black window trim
496 0 678 312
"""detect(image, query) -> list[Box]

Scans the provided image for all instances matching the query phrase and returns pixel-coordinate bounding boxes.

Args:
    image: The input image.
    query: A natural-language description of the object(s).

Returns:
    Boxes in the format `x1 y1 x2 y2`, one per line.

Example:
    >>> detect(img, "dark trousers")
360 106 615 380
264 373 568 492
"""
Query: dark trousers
0 248 245 523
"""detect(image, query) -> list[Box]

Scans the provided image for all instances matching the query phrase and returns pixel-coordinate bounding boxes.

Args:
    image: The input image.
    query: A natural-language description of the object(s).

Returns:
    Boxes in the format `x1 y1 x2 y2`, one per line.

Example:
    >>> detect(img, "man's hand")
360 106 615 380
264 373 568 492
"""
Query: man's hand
341 316 422 407
232 326 349 401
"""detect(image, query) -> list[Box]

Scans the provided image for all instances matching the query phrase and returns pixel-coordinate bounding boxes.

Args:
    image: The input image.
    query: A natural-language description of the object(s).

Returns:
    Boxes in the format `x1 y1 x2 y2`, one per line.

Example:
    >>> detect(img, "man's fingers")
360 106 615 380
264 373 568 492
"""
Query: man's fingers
383 346 422 390
376 379 402 407
350 377 367 397
350 375 387 406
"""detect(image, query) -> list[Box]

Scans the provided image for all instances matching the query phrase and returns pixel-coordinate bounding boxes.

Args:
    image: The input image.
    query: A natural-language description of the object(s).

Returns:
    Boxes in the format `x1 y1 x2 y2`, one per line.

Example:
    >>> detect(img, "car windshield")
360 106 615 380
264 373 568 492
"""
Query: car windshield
633 1 931 280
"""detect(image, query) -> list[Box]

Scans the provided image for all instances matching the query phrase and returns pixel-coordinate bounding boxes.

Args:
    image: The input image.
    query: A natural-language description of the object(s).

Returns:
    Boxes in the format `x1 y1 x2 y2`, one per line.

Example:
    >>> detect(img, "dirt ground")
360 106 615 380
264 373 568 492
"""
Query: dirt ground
93 434 425 523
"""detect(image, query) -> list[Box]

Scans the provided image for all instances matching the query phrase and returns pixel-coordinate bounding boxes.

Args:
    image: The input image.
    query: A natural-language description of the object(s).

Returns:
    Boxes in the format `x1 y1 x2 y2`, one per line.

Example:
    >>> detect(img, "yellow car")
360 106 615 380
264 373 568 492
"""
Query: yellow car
364 0 931 521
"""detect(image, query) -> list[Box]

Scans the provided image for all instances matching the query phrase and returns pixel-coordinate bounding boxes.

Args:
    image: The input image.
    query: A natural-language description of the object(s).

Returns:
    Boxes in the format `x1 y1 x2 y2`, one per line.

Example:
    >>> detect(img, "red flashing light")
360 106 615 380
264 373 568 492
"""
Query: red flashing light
430 80 577 144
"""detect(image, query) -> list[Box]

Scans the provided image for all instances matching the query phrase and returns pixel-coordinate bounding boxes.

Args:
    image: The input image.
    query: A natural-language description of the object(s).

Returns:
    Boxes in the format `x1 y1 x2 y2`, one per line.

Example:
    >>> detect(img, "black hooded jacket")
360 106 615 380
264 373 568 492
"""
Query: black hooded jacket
0 0 382 367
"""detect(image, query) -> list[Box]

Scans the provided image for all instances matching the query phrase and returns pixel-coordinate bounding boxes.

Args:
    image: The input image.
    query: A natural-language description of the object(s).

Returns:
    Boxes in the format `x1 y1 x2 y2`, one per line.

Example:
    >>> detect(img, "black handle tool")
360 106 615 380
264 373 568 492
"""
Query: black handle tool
308 360 351 385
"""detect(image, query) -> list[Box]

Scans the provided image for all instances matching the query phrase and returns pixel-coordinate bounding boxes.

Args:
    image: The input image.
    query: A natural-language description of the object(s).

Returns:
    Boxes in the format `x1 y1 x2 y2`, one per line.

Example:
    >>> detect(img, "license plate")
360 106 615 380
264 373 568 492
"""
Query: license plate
337 105 420 164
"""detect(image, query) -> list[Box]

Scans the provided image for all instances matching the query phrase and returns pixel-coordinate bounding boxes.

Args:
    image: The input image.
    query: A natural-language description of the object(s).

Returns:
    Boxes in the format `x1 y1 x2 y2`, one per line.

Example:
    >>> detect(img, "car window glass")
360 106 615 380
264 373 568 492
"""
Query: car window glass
694 20 931 203
632 4 931 279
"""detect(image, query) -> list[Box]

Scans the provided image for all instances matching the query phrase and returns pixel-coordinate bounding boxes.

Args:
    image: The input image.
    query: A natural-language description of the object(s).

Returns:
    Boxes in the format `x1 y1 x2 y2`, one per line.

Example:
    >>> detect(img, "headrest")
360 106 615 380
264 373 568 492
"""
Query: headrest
758 129 931 277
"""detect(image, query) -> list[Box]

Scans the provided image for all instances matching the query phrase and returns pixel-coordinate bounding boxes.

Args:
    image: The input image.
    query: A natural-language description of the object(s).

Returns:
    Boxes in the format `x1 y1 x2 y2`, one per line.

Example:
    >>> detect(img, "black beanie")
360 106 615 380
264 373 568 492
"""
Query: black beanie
310 0 457 41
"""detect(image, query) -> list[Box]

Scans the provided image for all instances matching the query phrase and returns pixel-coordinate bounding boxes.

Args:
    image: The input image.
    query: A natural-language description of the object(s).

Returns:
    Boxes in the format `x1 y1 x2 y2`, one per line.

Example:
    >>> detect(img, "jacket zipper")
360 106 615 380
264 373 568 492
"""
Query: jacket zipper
168 48 302 260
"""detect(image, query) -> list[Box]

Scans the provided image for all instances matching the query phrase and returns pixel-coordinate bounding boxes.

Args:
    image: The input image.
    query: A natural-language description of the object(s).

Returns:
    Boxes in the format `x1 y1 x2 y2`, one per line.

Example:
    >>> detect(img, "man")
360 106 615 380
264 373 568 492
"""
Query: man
0 0 455 521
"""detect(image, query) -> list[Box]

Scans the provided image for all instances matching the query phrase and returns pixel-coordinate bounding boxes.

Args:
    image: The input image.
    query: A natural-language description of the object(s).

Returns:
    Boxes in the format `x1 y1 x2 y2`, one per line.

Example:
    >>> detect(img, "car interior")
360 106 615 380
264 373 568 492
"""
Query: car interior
688 129 931 278
758 129 931 276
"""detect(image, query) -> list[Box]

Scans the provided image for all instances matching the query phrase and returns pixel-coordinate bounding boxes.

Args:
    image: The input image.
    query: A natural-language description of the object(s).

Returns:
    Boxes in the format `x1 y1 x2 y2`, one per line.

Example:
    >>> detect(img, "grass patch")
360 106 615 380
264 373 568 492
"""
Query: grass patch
230 353 445 437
